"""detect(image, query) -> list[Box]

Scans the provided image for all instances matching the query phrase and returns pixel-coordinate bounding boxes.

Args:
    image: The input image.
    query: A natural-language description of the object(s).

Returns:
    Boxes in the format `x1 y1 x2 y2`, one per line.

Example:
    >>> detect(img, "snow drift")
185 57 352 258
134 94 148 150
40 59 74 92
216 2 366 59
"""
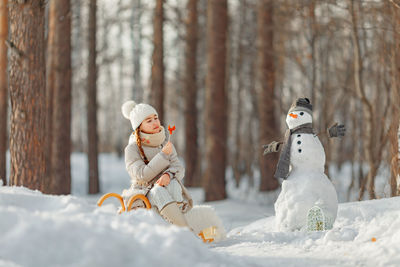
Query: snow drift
1 186 400 266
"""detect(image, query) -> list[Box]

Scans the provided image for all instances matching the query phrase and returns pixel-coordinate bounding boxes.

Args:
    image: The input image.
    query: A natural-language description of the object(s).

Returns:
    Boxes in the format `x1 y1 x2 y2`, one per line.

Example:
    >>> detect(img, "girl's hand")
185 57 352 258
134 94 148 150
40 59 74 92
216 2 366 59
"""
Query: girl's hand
156 173 171 187
162 141 173 155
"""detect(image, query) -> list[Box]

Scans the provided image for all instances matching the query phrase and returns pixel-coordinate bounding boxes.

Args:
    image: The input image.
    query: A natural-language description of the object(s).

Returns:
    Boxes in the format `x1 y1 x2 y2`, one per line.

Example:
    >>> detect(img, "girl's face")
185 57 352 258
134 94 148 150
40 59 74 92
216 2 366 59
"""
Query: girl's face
139 114 161 134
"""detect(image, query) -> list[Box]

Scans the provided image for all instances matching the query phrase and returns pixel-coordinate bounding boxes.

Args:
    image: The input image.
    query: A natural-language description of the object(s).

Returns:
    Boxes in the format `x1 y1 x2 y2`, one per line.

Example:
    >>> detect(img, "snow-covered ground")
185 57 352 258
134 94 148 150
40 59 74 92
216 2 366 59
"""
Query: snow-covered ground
1 153 400 267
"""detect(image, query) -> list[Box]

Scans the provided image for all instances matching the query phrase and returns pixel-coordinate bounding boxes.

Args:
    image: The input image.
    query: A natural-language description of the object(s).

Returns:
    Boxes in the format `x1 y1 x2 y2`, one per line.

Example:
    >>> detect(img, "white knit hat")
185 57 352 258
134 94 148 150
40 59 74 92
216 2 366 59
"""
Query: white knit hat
121 100 158 130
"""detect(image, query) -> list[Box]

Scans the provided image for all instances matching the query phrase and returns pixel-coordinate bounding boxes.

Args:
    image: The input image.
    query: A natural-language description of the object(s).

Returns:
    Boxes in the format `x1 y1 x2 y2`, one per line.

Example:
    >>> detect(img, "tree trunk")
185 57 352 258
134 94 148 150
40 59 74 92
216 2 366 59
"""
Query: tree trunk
71 0 85 152
232 0 246 188
88 0 99 194
46 0 55 193
390 8 400 197
131 0 143 102
308 0 317 108
150 0 164 122
8 0 46 190
349 0 376 200
247 29 258 187
203 0 228 201
256 0 279 191
115 0 125 156
398 123 400 195
184 0 199 187
44 0 72 194
0 0 7 186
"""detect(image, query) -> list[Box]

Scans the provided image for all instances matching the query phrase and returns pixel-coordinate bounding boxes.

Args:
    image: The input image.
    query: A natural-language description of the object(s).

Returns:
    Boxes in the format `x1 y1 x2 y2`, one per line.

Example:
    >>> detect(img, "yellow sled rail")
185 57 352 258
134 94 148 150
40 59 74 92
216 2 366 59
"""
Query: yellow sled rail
97 193 151 213
127 194 152 211
97 193 126 213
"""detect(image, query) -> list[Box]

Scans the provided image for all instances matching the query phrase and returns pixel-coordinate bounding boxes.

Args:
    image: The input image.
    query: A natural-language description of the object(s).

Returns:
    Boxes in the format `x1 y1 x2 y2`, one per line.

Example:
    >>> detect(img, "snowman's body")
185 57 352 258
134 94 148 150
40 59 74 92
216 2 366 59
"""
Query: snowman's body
274 110 338 231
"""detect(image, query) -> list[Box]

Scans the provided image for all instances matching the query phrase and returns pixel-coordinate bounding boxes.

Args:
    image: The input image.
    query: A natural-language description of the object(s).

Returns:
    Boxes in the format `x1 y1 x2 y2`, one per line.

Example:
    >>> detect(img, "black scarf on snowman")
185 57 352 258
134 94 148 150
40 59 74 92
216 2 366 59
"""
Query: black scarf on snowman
274 123 314 179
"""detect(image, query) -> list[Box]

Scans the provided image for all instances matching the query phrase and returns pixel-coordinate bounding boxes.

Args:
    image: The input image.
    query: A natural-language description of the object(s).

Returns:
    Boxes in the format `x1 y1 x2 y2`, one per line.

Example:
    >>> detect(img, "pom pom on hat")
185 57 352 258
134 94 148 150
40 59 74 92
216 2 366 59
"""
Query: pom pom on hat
121 100 158 130
121 100 137 119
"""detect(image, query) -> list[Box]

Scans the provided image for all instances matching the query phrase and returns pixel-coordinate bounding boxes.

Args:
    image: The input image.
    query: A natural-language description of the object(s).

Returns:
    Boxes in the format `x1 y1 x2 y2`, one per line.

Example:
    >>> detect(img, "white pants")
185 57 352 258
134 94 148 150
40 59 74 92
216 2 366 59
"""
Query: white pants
147 179 183 211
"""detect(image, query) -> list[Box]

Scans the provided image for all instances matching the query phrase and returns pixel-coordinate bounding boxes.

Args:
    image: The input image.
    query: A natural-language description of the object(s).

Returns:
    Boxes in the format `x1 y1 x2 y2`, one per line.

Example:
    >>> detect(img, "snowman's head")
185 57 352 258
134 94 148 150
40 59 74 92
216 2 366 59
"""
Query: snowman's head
286 110 312 129
286 98 313 129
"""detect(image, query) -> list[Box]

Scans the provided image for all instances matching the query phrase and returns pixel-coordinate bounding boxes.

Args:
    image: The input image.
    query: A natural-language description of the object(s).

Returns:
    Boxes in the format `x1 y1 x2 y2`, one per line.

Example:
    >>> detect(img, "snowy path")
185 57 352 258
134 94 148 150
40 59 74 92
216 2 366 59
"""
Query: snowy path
1 186 399 267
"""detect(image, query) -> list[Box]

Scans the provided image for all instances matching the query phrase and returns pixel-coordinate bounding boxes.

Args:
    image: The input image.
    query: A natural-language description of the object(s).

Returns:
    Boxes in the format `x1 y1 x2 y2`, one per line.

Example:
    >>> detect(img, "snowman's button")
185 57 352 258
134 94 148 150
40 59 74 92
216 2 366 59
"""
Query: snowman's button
298 149 302 153
297 134 301 137
297 141 301 145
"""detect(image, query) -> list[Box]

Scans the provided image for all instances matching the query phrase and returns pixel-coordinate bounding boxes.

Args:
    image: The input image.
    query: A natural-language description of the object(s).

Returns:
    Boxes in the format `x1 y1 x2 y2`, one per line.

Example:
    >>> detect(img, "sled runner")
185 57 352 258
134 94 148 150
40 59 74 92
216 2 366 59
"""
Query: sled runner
97 192 151 214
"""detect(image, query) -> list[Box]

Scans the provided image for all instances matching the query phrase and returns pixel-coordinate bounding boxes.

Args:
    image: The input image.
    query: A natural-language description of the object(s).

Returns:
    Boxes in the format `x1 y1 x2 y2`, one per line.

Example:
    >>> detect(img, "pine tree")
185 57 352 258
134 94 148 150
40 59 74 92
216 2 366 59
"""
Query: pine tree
0 0 8 186
150 0 165 122
203 0 228 201
184 0 199 187
88 0 99 194
8 0 46 190
256 0 279 191
44 0 72 194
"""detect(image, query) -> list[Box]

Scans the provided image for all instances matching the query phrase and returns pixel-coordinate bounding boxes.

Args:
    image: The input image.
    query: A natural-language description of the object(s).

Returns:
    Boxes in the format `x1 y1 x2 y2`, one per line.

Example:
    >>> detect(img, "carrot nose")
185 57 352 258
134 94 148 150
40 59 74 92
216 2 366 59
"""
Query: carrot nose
289 113 298 119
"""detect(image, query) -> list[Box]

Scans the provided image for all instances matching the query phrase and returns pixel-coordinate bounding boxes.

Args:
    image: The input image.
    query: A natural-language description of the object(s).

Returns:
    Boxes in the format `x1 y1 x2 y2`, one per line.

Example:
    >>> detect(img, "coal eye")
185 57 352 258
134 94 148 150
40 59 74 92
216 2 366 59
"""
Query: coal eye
300 112 304 116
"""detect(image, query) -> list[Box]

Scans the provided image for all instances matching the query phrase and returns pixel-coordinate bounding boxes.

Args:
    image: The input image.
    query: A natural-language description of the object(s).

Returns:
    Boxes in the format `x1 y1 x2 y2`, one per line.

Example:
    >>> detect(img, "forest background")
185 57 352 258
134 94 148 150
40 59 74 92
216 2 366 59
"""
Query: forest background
0 0 399 202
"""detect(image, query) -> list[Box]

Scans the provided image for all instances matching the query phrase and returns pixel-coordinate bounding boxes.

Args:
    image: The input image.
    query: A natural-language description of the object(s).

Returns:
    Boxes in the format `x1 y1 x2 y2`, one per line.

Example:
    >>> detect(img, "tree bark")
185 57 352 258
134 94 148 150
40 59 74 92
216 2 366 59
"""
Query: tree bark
389 7 400 197
131 0 143 102
46 0 55 193
8 0 46 190
88 0 99 194
232 0 246 188
115 0 125 156
0 0 7 186
150 0 165 122
203 0 228 201
308 0 317 108
256 0 279 191
44 0 72 194
184 0 199 187
349 0 377 200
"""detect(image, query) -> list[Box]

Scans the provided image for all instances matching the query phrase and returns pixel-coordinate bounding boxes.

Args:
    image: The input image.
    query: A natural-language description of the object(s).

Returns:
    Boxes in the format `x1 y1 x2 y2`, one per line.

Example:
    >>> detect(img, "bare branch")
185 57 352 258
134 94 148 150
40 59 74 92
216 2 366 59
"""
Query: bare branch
389 0 400 9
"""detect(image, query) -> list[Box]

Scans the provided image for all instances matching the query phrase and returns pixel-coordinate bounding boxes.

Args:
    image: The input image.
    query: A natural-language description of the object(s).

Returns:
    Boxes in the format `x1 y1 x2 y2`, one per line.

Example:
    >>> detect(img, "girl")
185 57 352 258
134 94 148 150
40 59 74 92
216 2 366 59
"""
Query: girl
121 100 193 228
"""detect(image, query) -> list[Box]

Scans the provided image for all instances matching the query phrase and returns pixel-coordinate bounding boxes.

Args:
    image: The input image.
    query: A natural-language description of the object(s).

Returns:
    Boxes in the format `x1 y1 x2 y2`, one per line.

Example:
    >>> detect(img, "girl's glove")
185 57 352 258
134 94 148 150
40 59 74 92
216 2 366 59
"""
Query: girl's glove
262 141 282 155
327 123 346 138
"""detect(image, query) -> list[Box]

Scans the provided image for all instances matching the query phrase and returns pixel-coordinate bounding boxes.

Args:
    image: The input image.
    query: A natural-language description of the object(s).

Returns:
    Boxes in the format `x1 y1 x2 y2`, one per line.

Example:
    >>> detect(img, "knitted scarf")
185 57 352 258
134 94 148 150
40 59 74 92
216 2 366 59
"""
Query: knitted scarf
128 126 166 147
274 123 314 179
139 126 166 147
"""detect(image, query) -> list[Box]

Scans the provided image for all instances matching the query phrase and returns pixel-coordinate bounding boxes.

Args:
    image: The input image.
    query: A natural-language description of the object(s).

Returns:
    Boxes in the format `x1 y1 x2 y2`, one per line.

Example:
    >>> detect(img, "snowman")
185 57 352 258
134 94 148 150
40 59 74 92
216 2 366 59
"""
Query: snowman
263 98 345 231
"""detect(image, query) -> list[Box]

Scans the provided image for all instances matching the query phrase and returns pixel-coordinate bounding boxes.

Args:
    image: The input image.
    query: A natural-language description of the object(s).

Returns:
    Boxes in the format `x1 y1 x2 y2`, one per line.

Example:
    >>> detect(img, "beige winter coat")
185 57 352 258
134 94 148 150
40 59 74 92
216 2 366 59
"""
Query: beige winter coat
124 134 193 207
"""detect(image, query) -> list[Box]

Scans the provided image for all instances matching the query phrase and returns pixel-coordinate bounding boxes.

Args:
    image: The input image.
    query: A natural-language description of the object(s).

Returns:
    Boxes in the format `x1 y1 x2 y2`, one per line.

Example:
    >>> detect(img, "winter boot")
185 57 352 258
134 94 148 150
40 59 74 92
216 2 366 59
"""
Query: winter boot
159 201 190 228
185 205 226 243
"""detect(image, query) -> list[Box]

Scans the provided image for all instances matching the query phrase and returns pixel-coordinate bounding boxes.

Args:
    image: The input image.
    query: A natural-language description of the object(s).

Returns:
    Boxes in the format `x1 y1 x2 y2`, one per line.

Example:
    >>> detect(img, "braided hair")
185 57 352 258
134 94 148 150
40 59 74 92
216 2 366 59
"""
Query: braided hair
135 128 149 164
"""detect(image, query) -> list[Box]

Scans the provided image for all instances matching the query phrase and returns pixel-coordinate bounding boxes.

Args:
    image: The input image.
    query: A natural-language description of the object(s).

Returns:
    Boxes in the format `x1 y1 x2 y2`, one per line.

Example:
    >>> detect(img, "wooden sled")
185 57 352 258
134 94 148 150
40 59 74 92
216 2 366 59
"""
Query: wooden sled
97 193 223 243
